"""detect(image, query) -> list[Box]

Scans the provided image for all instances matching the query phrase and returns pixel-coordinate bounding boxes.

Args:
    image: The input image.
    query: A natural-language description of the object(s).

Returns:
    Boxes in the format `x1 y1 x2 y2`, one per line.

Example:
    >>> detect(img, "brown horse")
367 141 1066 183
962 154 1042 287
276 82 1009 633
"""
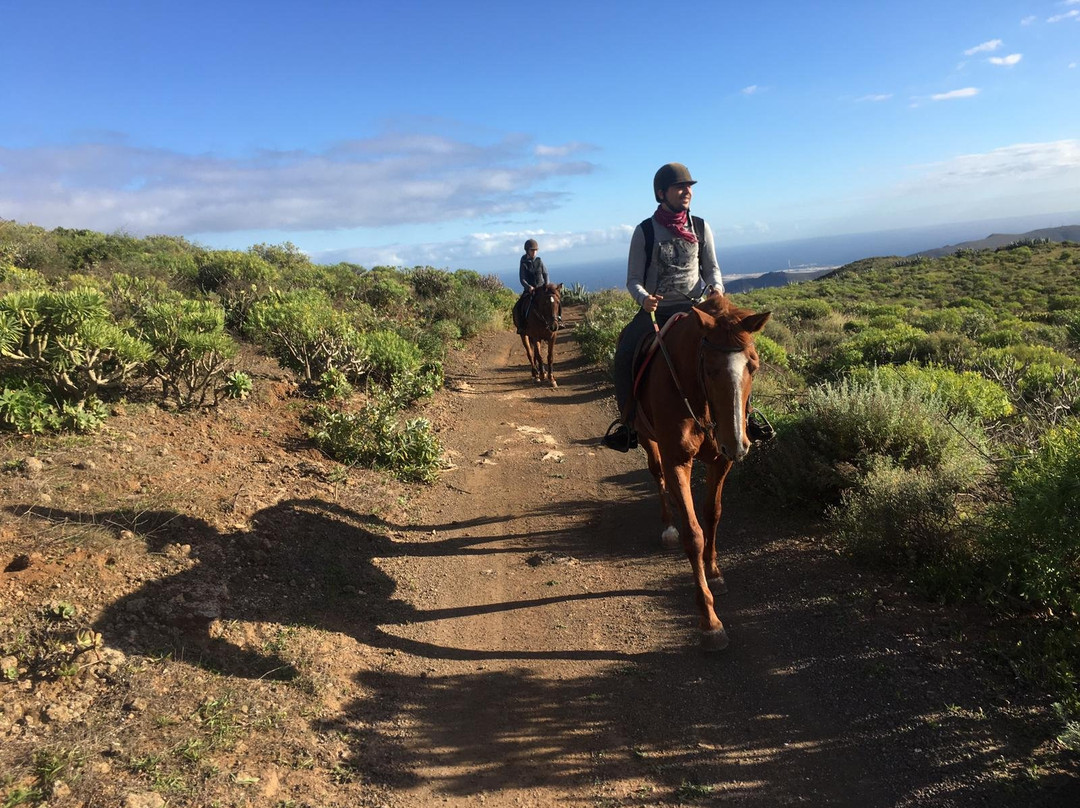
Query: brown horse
630 292 770 650
514 283 563 387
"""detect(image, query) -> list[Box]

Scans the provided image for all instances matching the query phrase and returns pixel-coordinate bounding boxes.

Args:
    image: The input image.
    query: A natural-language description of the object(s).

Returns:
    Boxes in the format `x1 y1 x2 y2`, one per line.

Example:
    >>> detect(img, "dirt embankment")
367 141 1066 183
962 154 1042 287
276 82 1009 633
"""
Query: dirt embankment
2 305 1078 807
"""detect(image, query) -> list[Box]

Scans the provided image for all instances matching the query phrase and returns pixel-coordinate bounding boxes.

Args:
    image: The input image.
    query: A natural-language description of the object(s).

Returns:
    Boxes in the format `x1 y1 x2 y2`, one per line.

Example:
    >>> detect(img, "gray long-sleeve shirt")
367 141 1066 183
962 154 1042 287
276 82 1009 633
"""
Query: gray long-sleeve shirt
625 215 723 308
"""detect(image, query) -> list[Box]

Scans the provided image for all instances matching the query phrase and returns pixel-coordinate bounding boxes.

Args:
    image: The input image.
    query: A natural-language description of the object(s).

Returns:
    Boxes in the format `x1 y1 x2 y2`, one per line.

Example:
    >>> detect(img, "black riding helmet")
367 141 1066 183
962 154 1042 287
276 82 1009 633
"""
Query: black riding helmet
653 163 697 202
524 238 539 251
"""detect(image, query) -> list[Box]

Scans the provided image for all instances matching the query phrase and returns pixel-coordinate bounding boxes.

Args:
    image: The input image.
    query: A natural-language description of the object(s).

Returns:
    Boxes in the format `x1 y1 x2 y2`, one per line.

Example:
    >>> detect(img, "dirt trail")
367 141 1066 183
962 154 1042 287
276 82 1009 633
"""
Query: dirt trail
340 308 1077 807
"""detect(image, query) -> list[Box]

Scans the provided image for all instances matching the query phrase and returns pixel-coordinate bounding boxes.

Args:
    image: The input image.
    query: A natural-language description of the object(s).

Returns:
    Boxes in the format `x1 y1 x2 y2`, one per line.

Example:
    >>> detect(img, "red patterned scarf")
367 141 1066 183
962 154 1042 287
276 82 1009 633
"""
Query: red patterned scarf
652 205 697 243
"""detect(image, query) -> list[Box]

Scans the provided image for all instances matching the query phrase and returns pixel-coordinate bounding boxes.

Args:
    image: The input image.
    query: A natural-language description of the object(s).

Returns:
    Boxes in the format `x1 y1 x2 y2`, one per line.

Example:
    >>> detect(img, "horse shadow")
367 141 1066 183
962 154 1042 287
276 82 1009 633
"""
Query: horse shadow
8 494 662 679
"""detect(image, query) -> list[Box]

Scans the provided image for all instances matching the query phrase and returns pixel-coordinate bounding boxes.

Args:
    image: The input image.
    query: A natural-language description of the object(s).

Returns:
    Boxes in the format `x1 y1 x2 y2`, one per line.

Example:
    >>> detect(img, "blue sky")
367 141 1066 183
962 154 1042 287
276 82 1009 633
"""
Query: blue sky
2 0 1079 275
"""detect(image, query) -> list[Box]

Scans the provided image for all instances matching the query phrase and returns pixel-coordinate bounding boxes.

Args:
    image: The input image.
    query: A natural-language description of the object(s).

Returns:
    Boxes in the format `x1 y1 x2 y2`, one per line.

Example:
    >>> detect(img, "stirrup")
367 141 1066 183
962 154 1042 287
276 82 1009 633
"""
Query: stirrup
747 408 775 443
602 420 637 452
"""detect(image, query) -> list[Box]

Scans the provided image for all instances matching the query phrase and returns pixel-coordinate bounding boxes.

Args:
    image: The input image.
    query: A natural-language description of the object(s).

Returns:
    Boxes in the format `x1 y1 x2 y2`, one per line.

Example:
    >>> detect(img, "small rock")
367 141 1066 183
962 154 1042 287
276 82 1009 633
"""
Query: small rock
19 457 44 477
124 793 166 808
73 459 97 471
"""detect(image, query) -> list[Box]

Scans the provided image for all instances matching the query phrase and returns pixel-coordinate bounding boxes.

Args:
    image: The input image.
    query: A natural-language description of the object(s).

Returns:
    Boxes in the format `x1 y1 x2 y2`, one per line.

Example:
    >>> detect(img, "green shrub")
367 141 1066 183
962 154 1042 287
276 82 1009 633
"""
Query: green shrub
408 267 454 299
983 421 1080 613
355 267 411 311
561 282 593 306
136 299 238 408
825 323 927 373
754 334 789 369
307 396 442 483
316 368 354 402
741 372 988 509
245 291 369 382
0 287 152 400
846 363 1013 421
0 380 107 434
357 329 422 384
781 299 832 323
830 456 978 578
575 292 639 371
222 371 253 400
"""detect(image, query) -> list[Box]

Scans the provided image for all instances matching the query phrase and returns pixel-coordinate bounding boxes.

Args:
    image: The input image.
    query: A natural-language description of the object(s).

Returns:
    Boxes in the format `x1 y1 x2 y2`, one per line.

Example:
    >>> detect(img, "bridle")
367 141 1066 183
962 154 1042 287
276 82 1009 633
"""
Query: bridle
654 325 747 441
528 288 560 332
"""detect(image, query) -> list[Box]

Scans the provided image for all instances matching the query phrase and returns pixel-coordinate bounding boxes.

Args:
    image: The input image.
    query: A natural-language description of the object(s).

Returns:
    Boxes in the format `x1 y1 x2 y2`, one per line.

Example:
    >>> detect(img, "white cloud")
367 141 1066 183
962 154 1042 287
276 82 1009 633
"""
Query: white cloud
1048 9 1080 21
0 134 597 235
908 140 1080 186
988 53 1023 66
312 225 632 269
741 85 761 95
964 39 1002 55
856 93 893 102
1071 62 1078 68
1021 15 1037 25
931 87 980 101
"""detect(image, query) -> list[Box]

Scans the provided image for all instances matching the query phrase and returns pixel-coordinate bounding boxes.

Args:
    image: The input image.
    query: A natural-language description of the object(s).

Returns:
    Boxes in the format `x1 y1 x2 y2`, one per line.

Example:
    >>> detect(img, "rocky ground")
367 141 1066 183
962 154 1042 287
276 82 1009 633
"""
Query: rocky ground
2 305 1078 807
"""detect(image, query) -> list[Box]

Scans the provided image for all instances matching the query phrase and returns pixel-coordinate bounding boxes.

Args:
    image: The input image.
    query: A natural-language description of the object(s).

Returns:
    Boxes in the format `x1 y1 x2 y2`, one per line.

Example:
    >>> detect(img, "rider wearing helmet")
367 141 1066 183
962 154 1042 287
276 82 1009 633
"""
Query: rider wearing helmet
602 163 723 451
515 238 561 335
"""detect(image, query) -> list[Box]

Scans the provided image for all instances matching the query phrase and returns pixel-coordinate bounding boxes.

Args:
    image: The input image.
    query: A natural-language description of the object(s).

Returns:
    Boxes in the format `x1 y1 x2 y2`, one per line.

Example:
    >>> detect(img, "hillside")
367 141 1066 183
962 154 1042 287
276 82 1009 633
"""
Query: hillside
912 224 1080 258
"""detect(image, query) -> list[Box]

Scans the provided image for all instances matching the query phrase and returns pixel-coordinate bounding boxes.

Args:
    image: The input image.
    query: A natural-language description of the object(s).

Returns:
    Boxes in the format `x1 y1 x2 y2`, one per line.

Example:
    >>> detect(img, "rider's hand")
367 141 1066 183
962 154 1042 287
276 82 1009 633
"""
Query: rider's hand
642 294 663 313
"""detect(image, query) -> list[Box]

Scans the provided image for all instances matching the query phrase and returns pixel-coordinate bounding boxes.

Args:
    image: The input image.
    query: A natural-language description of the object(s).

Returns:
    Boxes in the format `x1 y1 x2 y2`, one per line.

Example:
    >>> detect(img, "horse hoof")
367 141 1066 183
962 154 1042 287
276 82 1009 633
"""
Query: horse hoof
660 526 680 549
549 379 558 388
708 576 728 595
701 628 729 651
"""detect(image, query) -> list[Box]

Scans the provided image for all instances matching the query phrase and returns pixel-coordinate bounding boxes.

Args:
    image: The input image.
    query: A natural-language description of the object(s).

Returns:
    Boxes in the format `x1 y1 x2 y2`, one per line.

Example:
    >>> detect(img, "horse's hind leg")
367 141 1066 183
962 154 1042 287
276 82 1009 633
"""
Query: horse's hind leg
643 439 679 549
702 460 733 594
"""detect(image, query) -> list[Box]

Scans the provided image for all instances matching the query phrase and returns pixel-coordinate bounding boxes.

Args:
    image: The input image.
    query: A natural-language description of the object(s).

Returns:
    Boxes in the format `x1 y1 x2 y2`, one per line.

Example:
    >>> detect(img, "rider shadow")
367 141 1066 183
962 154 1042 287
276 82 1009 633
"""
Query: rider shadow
8 494 668 679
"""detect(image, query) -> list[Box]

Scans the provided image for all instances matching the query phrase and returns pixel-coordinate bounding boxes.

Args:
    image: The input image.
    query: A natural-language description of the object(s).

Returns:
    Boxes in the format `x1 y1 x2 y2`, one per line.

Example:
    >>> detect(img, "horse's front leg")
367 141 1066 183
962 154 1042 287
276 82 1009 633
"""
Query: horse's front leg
702 459 733 594
521 335 539 381
643 438 679 549
666 459 729 650
545 335 558 387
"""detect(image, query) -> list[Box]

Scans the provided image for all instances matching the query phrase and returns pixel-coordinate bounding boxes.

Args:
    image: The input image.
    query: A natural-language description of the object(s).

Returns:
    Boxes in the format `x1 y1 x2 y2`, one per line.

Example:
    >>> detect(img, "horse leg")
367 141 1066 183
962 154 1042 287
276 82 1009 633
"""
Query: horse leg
643 438 679 548
521 334 539 381
529 337 543 382
665 459 729 650
702 460 733 594
545 335 558 387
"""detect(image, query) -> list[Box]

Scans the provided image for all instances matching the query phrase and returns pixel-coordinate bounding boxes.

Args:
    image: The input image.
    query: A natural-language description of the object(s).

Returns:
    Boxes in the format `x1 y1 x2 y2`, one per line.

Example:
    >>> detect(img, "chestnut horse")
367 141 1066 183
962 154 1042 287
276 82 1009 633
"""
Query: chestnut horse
515 283 563 387
630 292 770 650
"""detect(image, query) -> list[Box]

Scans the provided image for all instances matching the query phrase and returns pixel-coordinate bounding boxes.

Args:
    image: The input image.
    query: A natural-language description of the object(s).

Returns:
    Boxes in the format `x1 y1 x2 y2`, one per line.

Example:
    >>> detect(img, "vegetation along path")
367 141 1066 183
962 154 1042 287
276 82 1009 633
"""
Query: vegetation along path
2 304 1078 807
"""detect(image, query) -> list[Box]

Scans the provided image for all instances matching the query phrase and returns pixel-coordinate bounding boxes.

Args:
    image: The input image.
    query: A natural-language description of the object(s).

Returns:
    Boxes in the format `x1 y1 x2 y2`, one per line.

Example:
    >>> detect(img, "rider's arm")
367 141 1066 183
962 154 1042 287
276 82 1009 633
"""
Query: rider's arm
699 220 724 295
536 257 548 287
626 224 650 306
519 256 531 292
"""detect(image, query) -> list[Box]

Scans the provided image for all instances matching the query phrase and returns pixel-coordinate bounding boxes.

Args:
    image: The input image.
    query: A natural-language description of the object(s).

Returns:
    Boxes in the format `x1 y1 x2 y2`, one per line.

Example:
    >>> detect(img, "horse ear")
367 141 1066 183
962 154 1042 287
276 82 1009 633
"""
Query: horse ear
740 311 771 334
556 283 563 290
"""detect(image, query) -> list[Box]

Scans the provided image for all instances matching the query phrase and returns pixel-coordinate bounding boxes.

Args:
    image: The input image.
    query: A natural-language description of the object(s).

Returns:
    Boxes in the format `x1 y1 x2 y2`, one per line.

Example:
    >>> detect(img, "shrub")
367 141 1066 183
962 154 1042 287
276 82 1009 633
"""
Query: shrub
354 267 411 311
754 334 789 369
0 287 152 400
316 368 353 402
357 329 422 385
245 291 369 382
136 299 238 408
830 456 978 577
0 380 108 434
222 371 253 400
741 371 989 509
307 396 442 483
824 322 927 373
408 267 454 299
575 291 639 371
982 421 1080 613
846 363 1013 421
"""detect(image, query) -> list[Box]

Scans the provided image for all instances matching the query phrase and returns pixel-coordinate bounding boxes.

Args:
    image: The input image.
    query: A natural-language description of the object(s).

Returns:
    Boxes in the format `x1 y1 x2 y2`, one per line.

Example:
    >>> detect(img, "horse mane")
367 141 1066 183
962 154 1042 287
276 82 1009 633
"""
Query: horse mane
690 293 771 349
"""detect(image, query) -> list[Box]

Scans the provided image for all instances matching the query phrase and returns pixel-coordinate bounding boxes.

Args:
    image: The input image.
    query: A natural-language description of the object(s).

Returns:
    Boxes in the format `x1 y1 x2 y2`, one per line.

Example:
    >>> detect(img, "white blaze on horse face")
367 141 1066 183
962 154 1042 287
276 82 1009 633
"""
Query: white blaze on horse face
723 352 749 453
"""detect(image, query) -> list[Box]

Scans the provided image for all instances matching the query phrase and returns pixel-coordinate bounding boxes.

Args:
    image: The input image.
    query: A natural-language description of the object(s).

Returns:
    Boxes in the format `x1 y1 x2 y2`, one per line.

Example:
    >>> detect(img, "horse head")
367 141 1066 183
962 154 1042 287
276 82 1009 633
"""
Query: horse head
691 294 771 462
531 283 563 331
